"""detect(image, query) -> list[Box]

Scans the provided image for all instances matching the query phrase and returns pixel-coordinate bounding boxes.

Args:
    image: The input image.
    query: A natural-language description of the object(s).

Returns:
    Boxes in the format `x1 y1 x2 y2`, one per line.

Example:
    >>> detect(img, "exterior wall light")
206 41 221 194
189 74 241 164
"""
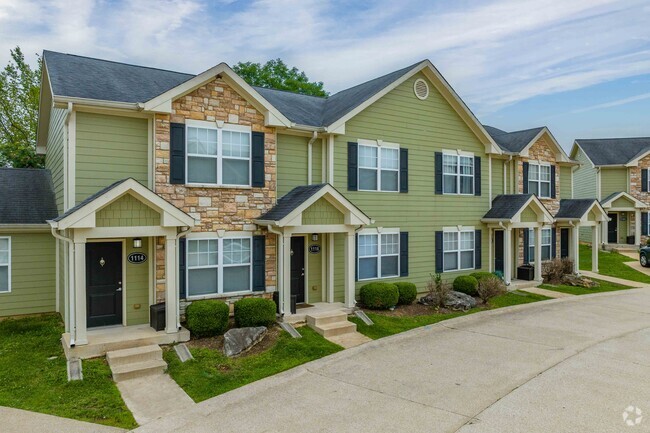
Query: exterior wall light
311 234 319 242
133 238 142 249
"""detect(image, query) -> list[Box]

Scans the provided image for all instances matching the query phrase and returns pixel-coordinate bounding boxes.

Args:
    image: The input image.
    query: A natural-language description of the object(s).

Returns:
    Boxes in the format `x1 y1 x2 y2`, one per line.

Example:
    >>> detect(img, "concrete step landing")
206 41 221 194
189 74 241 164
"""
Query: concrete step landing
306 311 370 348
106 345 166 382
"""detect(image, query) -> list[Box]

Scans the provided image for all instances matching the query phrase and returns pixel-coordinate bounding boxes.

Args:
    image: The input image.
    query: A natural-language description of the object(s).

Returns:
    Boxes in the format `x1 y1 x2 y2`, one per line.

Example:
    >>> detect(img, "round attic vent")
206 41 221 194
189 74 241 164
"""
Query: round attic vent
413 78 429 100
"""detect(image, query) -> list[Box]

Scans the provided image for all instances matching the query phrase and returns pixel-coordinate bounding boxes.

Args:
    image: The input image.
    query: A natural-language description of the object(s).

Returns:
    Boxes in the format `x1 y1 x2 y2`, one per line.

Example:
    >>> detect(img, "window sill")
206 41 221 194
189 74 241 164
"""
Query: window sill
442 268 475 273
185 183 253 190
357 275 399 282
186 290 253 301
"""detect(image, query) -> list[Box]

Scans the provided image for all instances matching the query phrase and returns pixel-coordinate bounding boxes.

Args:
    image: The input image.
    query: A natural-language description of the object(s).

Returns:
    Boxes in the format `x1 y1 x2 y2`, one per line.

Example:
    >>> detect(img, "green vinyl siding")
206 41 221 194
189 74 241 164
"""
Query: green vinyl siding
491 158 505 196
96 194 160 227
45 108 67 213
520 207 538 223
307 236 323 303
311 139 324 184
126 238 150 325
600 168 628 198
277 134 309 197
611 197 634 208
559 165 572 199
328 72 490 294
573 147 598 200
76 112 148 204
0 233 56 317
302 198 344 225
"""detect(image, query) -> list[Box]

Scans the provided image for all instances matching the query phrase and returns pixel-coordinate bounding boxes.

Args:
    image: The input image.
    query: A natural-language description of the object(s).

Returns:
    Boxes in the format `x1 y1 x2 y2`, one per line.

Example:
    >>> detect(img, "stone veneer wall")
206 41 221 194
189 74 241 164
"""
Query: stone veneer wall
629 155 649 245
153 78 277 305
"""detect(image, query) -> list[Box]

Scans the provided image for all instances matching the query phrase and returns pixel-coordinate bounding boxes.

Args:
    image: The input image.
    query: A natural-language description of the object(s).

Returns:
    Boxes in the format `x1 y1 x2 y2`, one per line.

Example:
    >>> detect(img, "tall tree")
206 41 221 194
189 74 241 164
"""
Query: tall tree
0 47 43 168
233 59 328 97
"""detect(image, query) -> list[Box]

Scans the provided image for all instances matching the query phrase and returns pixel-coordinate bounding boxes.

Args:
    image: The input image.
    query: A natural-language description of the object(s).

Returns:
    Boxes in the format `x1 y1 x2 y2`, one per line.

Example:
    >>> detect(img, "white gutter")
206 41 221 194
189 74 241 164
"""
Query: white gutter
265 225 285 315
307 131 317 185
49 225 76 346
175 226 192 330
54 96 141 111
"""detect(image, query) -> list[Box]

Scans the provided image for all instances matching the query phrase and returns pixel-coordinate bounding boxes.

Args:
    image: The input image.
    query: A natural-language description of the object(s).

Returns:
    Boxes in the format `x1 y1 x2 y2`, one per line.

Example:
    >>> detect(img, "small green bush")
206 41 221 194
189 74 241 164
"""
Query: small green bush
470 272 494 282
453 275 479 296
394 282 418 305
234 298 276 328
359 283 399 310
185 300 230 338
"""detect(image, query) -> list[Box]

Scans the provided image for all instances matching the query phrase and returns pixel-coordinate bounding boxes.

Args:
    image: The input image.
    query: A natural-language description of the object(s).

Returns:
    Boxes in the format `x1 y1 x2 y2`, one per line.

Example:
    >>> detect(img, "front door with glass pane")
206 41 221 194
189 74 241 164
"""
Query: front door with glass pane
86 242 123 328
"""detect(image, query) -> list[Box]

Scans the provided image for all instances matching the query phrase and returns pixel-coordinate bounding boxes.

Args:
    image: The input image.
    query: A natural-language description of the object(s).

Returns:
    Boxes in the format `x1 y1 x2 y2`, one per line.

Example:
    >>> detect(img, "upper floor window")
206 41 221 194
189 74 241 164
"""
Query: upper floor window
358 230 400 280
0 237 9 293
443 153 474 195
443 229 474 271
528 163 551 198
358 143 399 192
528 228 552 262
186 121 251 186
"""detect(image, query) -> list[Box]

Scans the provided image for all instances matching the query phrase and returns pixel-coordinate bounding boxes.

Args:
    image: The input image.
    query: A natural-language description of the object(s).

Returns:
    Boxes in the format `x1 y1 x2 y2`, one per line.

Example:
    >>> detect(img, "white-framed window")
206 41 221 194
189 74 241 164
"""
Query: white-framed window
0 237 9 293
358 142 399 192
528 163 551 198
357 230 400 280
443 153 474 195
443 229 474 271
528 228 552 262
186 120 251 186
187 234 252 298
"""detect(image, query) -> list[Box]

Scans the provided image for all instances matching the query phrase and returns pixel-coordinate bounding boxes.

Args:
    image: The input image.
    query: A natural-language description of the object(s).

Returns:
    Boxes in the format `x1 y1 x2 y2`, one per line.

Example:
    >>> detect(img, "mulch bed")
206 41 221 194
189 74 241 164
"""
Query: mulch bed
359 297 486 317
185 325 282 358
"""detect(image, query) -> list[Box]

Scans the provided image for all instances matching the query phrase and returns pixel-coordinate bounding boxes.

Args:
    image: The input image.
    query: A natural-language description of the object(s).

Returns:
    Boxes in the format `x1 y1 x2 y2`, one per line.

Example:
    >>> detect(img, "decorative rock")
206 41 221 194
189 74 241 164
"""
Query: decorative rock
444 291 478 311
561 274 600 288
224 327 267 357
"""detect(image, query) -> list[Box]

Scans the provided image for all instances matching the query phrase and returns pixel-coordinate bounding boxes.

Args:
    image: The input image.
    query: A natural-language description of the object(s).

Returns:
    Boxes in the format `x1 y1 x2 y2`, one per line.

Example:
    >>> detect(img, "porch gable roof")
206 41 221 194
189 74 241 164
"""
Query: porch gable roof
600 191 646 209
555 199 608 222
482 194 554 224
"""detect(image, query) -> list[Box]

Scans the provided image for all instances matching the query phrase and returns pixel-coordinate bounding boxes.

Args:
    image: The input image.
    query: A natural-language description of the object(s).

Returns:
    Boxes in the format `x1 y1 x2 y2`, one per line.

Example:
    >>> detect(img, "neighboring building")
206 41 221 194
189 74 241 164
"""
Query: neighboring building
0 51 607 356
571 138 650 246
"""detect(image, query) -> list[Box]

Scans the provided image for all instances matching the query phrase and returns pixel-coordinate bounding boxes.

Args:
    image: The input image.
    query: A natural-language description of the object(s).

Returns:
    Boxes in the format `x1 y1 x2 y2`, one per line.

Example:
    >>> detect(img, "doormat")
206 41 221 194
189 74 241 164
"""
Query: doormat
296 303 314 309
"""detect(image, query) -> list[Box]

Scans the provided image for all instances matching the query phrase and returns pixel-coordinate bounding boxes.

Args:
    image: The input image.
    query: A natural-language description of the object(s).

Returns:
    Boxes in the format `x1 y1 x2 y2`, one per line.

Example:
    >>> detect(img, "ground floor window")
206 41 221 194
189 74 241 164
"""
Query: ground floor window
358 230 399 280
187 235 251 297
443 229 474 271
528 228 552 262
0 237 9 293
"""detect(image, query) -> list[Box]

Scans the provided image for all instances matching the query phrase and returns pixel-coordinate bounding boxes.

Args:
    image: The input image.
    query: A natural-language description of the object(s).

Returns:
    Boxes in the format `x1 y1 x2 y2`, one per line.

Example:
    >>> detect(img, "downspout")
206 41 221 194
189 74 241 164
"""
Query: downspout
175 226 192 330
307 131 317 185
266 224 284 315
488 154 492 205
50 226 76 346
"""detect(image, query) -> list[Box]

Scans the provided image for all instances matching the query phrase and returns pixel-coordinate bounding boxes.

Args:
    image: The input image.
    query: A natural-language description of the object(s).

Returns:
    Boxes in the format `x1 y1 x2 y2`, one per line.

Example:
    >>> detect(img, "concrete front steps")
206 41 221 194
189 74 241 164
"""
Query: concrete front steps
306 311 371 348
106 345 167 382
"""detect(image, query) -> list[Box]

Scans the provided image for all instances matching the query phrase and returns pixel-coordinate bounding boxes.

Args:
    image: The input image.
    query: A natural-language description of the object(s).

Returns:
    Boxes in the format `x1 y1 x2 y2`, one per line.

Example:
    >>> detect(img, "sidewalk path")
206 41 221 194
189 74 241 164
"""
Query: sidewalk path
520 286 574 298
0 406 125 433
581 270 647 287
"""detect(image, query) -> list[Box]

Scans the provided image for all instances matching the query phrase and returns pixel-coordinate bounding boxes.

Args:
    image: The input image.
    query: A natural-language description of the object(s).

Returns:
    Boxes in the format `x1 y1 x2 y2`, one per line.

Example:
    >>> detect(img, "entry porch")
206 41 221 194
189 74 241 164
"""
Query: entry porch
599 192 647 246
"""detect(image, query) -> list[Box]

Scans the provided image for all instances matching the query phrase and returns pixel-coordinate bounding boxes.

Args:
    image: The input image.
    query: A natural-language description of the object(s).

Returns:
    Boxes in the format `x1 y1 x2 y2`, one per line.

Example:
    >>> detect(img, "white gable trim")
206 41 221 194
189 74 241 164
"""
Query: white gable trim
625 149 650 167
600 191 647 209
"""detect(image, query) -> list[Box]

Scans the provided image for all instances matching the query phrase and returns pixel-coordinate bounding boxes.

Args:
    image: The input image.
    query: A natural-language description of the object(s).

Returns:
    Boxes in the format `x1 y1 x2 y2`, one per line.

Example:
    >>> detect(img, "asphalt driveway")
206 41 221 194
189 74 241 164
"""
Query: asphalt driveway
134 289 650 433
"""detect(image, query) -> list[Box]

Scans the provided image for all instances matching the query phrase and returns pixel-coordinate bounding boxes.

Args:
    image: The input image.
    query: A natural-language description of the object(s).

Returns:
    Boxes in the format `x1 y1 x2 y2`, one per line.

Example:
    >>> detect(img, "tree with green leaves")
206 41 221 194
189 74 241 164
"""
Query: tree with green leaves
233 59 328 97
0 47 43 168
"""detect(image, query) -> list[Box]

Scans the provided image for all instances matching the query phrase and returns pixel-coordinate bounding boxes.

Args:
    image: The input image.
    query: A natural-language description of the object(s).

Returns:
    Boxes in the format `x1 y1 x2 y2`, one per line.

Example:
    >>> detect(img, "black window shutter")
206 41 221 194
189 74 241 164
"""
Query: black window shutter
355 233 359 281
348 142 358 191
435 231 443 273
399 148 408 193
643 169 648 193
551 165 557 198
474 229 482 269
474 156 481 196
252 235 266 291
170 123 186 184
522 162 529 194
251 132 265 187
523 229 530 263
552 228 557 258
178 237 186 299
643 213 649 236
435 152 443 195
400 232 409 276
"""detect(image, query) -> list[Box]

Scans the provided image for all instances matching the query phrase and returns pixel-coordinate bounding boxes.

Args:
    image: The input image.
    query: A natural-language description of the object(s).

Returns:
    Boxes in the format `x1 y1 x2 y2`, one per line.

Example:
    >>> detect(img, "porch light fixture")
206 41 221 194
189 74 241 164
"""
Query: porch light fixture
311 234 319 242
133 238 142 249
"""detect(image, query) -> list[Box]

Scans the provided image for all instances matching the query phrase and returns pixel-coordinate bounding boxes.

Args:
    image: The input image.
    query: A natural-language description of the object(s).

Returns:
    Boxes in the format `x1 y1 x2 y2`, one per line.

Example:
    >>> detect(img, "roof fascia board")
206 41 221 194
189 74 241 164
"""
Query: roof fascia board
53 95 140 111
625 149 650 166
0 224 51 233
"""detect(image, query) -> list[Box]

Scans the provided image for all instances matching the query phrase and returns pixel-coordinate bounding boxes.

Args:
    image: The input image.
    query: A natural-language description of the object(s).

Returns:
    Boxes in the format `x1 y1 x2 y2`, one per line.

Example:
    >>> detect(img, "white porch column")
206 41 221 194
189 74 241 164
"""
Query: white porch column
282 233 292 315
503 227 512 285
601 216 608 246
165 236 179 333
591 225 599 273
635 210 642 245
572 224 580 275
73 241 87 345
488 228 493 272
343 232 356 308
534 226 542 281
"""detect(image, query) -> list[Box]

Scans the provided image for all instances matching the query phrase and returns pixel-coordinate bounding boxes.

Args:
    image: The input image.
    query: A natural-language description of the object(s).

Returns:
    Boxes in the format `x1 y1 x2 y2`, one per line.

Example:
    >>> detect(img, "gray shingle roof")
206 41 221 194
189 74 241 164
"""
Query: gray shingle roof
44 50 194 103
575 138 650 166
483 194 535 219
0 168 58 224
52 178 130 222
483 125 545 153
555 199 597 219
258 184 328 221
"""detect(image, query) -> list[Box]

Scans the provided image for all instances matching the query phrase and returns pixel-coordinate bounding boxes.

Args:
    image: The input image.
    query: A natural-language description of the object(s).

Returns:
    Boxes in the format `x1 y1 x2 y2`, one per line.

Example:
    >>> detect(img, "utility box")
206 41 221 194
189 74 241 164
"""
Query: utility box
150 303 165 331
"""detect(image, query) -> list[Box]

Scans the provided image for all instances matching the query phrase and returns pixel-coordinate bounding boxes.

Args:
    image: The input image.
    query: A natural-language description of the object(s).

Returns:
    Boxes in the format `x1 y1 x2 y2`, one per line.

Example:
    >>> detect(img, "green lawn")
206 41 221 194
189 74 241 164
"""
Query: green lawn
165 326 342 402
540 278 633 296
579 244 650 284
0 314 136 429
349 291 550 340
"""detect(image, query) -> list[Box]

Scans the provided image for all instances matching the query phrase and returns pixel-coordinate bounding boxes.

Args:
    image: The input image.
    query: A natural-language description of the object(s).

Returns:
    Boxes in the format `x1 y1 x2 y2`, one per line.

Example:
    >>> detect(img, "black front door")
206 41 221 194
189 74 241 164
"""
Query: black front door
290 237 305 304
560 228 570 258
86 242 123 328
608 213 618 243
494 230 504 274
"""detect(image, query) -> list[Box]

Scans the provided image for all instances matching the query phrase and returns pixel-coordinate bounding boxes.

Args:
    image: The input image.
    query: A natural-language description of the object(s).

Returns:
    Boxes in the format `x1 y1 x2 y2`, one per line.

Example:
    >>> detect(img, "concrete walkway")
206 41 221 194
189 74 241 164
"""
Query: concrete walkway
133 288 650 433
581 270 645 287
0 406 125 433
520 286 574 298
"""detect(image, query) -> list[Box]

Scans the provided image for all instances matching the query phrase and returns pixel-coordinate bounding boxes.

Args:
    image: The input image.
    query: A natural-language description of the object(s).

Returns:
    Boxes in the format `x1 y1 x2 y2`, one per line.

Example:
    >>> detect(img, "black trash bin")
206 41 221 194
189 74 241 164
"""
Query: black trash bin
627 235 635 245
517 264 535 281
150 303 165 331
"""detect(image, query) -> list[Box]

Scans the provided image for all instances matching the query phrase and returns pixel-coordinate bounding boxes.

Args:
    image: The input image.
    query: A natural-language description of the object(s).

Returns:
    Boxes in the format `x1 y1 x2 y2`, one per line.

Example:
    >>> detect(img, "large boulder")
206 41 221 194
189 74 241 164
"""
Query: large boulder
444 291 478 311
224 326 267 357
561 274 600 288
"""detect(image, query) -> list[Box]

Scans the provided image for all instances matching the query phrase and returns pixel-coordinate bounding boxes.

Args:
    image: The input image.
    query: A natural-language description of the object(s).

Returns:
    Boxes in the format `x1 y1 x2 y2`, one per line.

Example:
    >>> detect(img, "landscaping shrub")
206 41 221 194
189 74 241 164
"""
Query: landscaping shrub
470 272 494 282
234 298 277 328
477 276 506 303
542 258 568 284
394 282 418 305
421 273 451 308
561 257 574 275
359 283 399 310
453 275 478 296
185 300 230 338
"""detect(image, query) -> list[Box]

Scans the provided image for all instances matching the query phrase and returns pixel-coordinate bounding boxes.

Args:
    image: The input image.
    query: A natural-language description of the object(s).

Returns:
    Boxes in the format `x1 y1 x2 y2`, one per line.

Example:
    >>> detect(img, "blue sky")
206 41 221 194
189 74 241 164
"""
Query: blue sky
1 0 649 151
